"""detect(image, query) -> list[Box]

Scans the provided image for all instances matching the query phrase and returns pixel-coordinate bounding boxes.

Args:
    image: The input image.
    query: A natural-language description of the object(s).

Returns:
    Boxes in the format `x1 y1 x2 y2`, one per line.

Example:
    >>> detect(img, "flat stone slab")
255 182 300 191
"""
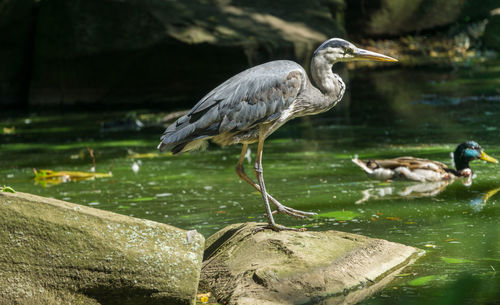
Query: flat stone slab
0 191 204 305
201 222 423 305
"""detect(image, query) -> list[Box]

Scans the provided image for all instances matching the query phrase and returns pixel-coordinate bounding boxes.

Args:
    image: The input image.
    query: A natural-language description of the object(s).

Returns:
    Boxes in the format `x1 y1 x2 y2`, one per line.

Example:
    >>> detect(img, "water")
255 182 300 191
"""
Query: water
1 62 499 304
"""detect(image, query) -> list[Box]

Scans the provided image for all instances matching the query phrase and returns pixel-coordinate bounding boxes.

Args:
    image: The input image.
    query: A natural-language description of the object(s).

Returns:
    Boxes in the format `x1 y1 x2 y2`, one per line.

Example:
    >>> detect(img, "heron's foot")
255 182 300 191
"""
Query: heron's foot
271 202 317 219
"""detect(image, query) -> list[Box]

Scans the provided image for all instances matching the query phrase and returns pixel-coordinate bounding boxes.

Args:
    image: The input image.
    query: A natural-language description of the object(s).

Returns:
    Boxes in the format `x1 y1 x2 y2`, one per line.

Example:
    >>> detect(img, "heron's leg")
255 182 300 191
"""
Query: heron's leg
253 139 276 225
236 144 315 218
254 138 309 232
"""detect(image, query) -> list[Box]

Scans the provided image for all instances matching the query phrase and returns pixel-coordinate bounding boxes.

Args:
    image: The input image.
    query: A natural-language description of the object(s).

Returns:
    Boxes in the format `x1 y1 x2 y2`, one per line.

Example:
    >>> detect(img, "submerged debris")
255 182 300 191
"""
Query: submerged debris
33 169 112 186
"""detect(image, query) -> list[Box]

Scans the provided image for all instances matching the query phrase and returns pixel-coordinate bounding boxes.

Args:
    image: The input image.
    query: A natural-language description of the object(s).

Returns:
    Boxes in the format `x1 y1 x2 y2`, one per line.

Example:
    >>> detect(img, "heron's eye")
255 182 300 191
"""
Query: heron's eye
344 48 354 55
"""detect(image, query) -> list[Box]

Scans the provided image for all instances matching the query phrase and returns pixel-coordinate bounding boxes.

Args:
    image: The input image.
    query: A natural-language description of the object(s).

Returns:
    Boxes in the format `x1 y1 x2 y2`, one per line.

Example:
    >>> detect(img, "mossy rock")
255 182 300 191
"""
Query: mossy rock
0 191 204 305
346 0 498 37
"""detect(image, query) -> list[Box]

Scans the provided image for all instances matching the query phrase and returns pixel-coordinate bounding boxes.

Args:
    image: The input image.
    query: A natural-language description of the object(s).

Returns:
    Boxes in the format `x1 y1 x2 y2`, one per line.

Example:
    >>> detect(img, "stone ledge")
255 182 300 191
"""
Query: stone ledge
201 222 423 305
0 191 204 305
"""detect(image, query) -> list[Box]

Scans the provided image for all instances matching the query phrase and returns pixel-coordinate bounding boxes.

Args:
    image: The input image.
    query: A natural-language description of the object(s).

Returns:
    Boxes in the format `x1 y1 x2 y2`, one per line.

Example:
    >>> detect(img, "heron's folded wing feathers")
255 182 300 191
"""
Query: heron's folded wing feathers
159 61 306 150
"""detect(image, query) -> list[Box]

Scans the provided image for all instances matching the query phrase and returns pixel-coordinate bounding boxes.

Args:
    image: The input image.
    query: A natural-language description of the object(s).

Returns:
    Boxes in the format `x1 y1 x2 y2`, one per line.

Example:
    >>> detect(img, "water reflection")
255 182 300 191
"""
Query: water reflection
469 184 500 212
355 180 500 213
355 180 453 204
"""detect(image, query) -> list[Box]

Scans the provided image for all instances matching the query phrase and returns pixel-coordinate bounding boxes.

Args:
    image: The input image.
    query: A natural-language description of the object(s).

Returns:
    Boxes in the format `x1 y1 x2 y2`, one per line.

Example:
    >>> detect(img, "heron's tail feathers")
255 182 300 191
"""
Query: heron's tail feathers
158 122 214 154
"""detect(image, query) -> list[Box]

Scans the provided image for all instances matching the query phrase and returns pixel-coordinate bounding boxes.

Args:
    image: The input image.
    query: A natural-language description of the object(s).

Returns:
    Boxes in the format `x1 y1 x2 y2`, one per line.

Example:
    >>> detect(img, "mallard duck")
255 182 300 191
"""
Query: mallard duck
352 141 498 182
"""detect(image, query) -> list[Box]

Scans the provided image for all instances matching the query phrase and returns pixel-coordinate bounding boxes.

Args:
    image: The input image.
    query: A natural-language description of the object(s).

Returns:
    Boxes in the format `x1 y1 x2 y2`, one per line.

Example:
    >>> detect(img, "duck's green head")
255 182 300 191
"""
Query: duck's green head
454 141 498 171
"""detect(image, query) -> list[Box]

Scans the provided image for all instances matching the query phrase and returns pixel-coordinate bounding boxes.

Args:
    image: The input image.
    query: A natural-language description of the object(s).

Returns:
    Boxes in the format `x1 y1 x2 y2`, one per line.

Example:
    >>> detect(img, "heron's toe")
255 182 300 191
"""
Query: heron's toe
273 206 316 218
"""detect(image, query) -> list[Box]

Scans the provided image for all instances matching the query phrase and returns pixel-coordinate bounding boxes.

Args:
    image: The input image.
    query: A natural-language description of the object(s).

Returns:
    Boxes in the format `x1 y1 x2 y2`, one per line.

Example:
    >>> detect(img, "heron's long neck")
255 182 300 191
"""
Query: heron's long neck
310 56 345 101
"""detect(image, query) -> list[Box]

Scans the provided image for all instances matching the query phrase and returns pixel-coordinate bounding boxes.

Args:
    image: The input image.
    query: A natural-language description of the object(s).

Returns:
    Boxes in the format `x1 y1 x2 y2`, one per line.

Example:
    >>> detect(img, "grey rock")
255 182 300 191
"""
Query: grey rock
346 0 498 37
0 191 204 305
201 222 423 305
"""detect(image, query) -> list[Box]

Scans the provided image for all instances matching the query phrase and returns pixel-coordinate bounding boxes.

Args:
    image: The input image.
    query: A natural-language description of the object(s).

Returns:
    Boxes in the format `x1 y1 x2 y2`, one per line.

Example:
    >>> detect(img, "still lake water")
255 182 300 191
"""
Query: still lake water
1 62 499 304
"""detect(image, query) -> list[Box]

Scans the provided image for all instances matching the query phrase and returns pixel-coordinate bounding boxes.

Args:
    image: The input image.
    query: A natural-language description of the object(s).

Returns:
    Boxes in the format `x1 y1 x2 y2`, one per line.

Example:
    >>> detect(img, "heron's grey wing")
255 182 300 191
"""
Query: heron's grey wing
158 61 307 153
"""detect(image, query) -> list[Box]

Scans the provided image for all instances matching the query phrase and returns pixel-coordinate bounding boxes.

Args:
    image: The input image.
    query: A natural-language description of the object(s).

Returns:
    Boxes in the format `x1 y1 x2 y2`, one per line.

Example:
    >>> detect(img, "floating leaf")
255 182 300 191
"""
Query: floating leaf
33 169 112 186
440 257 473 264
2 126 15 134
127 152 172 159
1 186 15 193
197 292 211 304
386 216 402 221
118 205 131 209
317 210 361 221
407 275 446 286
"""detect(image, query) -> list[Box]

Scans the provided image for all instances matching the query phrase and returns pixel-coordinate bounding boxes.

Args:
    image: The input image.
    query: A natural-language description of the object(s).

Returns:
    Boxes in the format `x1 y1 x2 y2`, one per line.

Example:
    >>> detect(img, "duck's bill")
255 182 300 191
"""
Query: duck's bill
353 48 398 62
480 151 498 163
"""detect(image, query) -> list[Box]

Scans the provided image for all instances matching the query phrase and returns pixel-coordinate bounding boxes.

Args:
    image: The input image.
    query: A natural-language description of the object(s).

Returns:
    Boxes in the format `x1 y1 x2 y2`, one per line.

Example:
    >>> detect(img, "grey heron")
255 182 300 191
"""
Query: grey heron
158 38 397 231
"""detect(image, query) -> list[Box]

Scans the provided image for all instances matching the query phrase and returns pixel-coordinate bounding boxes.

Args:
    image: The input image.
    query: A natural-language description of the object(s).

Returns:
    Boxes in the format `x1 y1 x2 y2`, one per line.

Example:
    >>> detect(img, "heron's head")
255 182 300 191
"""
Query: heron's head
313 38 397 64
454 141 498 171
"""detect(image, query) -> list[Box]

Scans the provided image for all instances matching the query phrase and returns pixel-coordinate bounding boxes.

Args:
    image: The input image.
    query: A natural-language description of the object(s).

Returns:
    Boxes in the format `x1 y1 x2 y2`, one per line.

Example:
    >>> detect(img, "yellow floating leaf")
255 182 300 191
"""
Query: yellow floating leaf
2 127 15 134
386 216 402 221
197 292 211 304
33 169 112 186
127 152 172 159
197 292 211 298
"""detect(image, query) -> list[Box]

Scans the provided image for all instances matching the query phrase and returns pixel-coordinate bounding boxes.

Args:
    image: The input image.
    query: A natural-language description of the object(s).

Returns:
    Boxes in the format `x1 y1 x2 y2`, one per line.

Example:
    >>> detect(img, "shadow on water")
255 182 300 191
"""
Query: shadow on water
1 61 500 304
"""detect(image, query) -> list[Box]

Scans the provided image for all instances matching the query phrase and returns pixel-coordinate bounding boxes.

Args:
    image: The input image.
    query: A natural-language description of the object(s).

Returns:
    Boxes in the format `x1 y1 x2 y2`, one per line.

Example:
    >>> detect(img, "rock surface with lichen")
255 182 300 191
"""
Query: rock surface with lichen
200 222 423 305
0 191 204 305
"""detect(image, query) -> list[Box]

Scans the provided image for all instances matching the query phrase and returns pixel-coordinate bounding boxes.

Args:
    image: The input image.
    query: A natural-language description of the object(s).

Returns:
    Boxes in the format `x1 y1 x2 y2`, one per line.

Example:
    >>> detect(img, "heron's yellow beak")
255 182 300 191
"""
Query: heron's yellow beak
480 151 498 163
353 48 398 62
